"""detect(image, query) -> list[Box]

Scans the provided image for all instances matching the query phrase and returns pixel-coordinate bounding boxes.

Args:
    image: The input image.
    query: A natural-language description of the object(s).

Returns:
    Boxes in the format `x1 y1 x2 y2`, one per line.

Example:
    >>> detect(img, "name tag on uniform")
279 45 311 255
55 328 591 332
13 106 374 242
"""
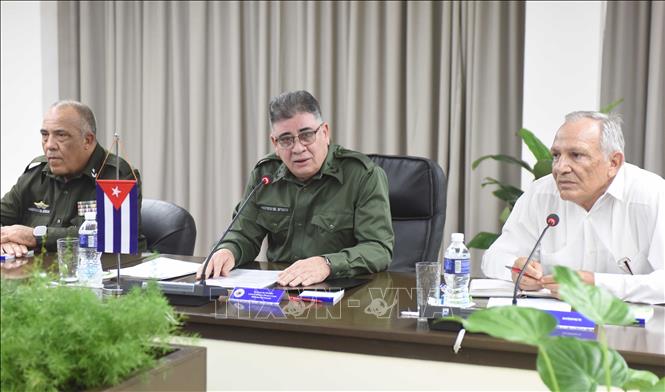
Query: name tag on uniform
28 200 50 214
259 205 290 213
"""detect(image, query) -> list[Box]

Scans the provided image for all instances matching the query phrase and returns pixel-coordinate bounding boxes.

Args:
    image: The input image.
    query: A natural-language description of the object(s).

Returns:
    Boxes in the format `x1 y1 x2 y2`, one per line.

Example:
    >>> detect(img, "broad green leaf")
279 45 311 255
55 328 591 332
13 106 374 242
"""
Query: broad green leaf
553 266 634 326
480 176 505 188
472 154 533 172
518 128 552 162
492 187 523 205
499 206 512 224
533 159 552 180
480 178 524 207
645 377 665 392
538 338 628 392
599 98 624 114
622 368 659 391
460 306 556 346
467 232 500 249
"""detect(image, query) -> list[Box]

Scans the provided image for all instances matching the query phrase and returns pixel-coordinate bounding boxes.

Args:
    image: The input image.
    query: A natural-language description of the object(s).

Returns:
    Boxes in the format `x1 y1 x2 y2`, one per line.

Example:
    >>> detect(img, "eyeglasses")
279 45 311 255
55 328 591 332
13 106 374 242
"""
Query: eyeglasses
274 122 324 150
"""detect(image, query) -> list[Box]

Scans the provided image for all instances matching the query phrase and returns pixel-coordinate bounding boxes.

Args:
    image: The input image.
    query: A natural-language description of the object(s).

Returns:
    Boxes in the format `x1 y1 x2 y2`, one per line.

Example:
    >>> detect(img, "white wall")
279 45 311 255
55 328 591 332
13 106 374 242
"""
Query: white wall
521 1 605 189
173 337 547 391
0 1 58 196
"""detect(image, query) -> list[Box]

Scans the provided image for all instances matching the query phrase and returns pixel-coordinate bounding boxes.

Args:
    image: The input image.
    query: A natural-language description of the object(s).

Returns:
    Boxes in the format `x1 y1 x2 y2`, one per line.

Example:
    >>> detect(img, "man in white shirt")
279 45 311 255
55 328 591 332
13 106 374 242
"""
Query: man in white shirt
481 111 664 304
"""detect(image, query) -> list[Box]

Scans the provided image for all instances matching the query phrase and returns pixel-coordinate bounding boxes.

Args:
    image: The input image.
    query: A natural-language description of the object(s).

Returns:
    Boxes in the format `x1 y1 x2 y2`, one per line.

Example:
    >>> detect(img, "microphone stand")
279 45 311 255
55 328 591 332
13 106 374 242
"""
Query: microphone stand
512 214 559 305
198 176 270 285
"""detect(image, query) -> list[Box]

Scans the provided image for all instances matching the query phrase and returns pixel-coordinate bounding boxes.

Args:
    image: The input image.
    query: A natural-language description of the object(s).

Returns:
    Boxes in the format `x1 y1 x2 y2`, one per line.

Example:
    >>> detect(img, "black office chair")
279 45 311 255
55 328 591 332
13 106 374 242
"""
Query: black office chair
368 154 447 272
141 199 197 256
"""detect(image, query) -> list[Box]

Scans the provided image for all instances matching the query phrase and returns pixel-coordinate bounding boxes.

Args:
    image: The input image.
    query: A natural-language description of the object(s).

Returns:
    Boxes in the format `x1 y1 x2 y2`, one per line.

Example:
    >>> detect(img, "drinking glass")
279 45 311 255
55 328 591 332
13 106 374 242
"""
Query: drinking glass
416 261 441 318
57 237 79 283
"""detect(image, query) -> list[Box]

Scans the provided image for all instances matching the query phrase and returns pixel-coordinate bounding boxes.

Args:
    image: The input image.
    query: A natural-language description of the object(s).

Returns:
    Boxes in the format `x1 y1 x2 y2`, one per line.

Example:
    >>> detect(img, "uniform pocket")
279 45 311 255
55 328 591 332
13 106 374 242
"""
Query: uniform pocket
256 211 291 247
23 210 51 227
311 213 354 233
256 211 291 233
310 212 355 253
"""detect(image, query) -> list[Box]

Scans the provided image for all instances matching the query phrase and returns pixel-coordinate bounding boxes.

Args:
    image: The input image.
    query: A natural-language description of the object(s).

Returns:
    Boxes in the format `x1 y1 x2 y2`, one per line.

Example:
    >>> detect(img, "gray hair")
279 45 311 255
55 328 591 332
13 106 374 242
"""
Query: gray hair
564 111 624 157
269 90 322 125
50 100 97 136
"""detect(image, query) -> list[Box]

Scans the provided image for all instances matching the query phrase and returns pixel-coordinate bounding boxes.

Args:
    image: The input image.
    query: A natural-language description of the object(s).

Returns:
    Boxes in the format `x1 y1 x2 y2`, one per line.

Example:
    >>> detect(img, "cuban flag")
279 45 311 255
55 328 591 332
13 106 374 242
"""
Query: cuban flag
96 179 139 254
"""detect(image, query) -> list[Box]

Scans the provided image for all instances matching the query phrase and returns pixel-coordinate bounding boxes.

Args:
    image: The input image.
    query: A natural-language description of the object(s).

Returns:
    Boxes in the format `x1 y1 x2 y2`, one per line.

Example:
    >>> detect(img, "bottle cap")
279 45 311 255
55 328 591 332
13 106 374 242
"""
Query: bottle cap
451 233 464 242
85 211 96 221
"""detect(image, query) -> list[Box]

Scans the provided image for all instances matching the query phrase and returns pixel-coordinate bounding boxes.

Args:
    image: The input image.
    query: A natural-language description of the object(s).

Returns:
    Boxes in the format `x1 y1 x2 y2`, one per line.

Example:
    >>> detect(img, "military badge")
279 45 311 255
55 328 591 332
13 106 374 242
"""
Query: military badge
33 201 49 210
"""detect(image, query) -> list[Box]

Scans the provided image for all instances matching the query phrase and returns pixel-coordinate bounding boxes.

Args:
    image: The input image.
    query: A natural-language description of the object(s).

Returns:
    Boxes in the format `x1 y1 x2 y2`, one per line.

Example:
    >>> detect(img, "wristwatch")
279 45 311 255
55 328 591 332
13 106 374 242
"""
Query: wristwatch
33 225 47 250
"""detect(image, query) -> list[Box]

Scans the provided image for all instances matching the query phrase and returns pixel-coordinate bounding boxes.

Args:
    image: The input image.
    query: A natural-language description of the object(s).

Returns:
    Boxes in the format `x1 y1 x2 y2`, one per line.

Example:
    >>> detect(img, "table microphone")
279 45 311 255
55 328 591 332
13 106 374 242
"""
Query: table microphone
512 213 559 305
197 175 272 283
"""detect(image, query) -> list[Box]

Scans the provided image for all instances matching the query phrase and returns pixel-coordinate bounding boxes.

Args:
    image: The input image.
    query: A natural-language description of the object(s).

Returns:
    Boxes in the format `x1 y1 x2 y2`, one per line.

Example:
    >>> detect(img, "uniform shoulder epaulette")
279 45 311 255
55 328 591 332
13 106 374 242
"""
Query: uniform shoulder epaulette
333 147 374 170
24 156 47 173
254 152 281 169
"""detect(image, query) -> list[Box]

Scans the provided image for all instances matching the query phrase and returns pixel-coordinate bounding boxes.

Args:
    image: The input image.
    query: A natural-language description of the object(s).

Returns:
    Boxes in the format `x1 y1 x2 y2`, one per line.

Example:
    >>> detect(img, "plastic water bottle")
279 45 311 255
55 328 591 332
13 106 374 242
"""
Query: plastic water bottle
78 211 103 287
442 233 471 307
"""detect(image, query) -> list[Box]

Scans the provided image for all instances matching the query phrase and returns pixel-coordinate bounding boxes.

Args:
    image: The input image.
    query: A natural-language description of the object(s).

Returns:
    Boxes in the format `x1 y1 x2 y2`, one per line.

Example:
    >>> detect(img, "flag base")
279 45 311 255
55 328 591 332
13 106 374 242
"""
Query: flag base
146 281 228 306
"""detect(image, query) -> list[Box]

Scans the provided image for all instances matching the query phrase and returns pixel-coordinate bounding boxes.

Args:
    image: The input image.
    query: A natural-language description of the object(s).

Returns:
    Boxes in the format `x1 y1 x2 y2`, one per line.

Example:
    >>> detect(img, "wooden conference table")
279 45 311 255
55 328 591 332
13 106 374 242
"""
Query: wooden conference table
6 253 664 376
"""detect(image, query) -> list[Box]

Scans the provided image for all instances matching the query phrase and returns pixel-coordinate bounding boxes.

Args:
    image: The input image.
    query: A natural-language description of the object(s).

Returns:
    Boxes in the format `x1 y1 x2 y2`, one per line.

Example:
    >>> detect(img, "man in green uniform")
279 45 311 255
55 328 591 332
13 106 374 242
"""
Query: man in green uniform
198 90 394 286
1 100 145 256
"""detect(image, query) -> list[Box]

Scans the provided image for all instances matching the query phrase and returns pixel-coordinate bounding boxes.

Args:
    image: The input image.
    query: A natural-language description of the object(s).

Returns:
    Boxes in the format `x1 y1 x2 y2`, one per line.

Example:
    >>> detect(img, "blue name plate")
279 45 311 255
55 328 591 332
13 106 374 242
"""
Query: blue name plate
229 287 285 305
550 327 597 340
547 310 596 330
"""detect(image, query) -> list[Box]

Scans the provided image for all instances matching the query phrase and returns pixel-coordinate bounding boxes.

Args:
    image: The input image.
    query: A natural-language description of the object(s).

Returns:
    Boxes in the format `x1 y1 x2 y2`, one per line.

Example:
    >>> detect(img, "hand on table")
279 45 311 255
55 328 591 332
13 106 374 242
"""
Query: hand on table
511 256 544 291
277 256 331 287
1 225 36 251
540 270 595 298
196 248 235 280
1 241 29 257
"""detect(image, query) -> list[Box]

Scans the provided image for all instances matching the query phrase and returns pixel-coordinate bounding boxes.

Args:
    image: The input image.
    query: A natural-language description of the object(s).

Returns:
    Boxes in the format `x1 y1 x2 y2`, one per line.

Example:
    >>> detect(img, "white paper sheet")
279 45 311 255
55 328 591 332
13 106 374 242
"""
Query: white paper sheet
487 297 572 312
204 269 281 289
470 278 553 298
108 257 200 280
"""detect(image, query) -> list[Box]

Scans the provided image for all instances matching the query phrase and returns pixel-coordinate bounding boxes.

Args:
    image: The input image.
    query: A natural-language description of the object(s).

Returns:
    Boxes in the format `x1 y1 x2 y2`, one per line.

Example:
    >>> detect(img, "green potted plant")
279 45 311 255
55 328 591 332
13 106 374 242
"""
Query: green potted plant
468 99 624 250
1 266 204 391
442 265 664 391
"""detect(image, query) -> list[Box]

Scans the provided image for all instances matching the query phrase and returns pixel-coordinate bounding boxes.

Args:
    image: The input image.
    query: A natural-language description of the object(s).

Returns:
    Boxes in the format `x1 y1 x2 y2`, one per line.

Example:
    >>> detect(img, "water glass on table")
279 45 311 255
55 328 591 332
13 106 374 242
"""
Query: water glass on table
416 261 441 318
57 237 79 283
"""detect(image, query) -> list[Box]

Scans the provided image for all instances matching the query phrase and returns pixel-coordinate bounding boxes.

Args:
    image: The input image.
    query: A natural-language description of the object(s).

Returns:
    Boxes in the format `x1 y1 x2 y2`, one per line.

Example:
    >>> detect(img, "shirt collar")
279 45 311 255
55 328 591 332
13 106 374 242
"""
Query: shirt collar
42 143 108 182
275 144 344 185
604 163 625 202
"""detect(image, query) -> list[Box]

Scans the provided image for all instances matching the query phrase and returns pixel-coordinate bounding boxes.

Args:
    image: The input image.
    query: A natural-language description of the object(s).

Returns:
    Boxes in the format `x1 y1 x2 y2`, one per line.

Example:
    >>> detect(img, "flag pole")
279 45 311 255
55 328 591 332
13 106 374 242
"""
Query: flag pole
104 133 124 296
114 133 122 294
113 131 122 294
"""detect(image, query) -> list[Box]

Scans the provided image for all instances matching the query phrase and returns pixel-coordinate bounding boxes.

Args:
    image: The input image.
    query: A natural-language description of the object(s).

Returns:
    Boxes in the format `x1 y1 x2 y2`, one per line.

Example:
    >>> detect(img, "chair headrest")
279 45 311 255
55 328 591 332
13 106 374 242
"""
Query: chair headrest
368 155 439 219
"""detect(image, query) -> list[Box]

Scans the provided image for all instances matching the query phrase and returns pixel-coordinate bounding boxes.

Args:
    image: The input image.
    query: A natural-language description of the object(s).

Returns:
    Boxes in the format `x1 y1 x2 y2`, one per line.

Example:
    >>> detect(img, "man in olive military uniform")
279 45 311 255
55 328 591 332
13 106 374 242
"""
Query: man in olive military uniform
198 90 394 286
1 100 145 256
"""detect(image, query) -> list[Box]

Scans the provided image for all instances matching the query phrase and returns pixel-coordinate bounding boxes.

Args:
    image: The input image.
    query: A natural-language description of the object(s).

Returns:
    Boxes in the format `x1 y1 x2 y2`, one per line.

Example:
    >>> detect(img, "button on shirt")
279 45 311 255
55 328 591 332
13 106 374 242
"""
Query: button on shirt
218 144 394 278
481 163 665 304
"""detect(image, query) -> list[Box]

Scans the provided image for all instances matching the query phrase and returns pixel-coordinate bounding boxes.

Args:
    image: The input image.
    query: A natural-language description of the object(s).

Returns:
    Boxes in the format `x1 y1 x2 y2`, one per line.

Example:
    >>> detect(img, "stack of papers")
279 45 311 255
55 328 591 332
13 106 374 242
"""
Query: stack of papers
631 305 654 326
204 269 281 289
470 278 554 298
107 257 201 280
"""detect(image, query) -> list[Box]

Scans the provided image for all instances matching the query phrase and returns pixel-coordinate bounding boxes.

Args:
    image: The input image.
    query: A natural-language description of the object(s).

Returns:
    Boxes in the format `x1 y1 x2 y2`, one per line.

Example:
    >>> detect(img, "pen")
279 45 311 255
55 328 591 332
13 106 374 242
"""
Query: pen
505 266 540 281
288 296 323 303
1 254 15 262
617 257 634 275
0 250 34 262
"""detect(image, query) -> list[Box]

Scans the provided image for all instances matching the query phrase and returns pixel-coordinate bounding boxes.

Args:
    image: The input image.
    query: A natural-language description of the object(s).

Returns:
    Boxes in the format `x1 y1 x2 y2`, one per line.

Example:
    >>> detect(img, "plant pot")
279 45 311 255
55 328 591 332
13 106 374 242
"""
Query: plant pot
93 344 206 391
